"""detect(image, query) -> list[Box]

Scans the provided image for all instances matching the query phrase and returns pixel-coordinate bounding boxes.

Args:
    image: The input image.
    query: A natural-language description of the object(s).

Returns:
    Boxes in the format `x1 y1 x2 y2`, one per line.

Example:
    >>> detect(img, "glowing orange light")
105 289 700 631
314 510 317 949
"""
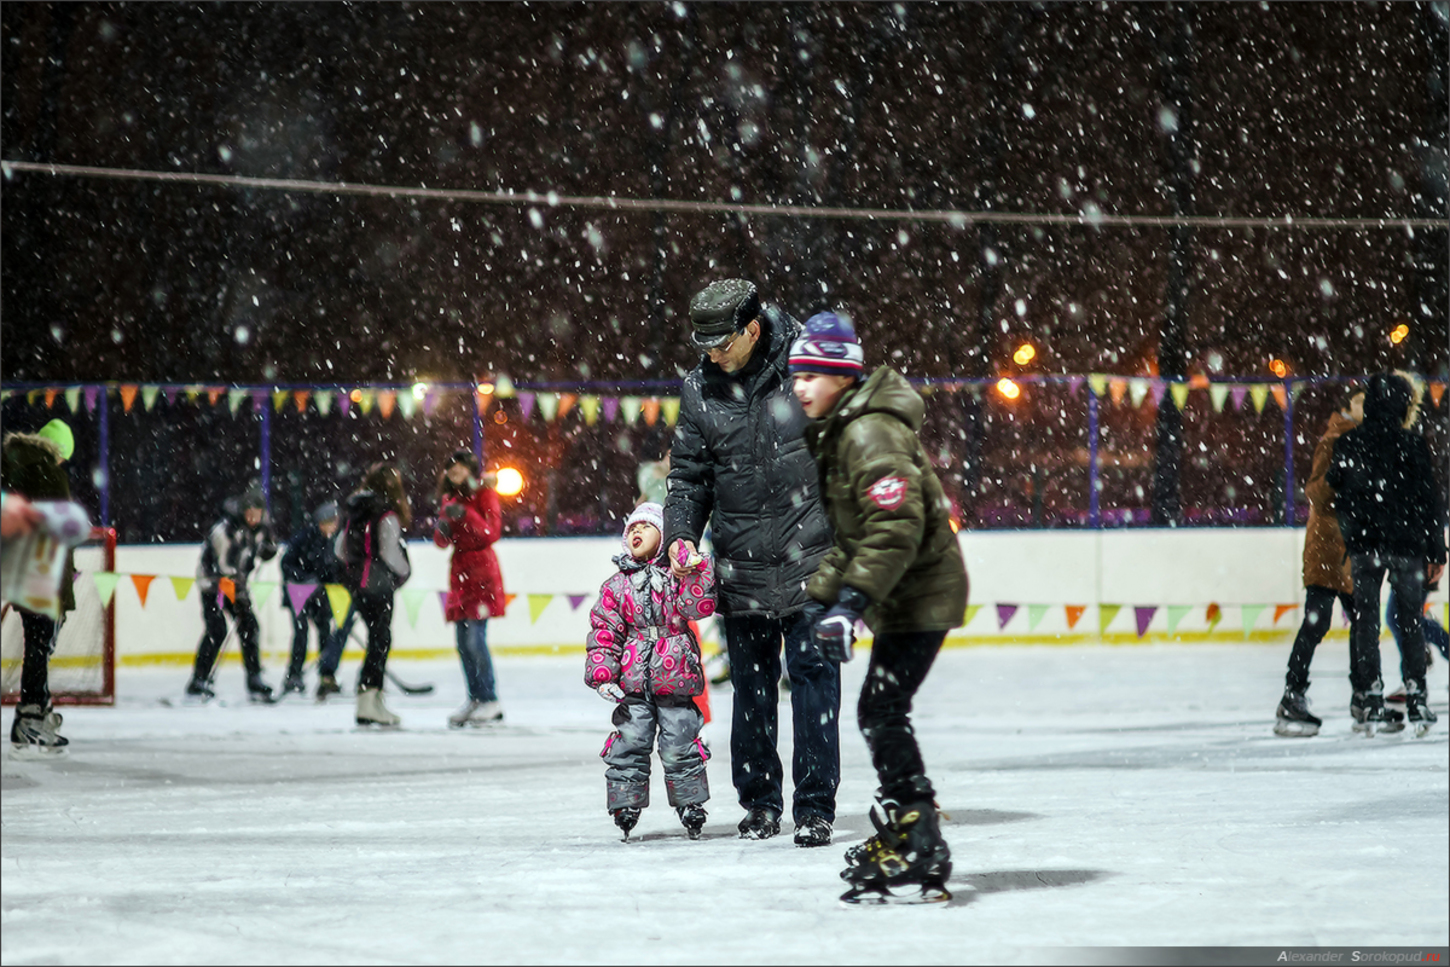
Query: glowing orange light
349 389 363 403
996 377 1021 400
1269 359 1288 378
1012 343 1036 366
949 518 961 534
494 467 525 496
493 409 508 424
476 382 495 396
1389 324 1410 345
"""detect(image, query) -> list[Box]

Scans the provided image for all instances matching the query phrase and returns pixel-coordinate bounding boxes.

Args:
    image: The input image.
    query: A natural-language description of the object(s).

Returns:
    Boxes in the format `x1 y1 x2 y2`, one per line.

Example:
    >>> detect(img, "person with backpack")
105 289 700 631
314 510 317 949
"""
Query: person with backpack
335 463 412 727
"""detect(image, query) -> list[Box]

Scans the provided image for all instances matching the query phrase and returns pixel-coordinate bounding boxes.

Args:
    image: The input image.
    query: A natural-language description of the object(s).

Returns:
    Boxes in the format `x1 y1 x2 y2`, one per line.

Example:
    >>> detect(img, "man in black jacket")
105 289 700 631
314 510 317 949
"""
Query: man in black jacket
280 501 343 696
664 279 840 846
1327 372 1447 736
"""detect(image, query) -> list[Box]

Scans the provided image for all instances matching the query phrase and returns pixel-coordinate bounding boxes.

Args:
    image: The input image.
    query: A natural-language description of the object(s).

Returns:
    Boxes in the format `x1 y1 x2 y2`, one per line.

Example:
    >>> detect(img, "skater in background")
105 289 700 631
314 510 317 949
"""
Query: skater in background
791 312 968 902
3 420 80 753
636 447 669 506
279 501 343 696
1327 372 1447 737
586 502 715 840
433 449 508 728
185 486 278 703
336 462 412 727
1273 386 1363 737
664 278 840 847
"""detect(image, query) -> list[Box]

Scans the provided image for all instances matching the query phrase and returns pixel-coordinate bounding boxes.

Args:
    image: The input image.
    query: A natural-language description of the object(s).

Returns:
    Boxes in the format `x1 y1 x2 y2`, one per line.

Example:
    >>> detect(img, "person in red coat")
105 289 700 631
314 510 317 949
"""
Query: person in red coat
434 449 509 727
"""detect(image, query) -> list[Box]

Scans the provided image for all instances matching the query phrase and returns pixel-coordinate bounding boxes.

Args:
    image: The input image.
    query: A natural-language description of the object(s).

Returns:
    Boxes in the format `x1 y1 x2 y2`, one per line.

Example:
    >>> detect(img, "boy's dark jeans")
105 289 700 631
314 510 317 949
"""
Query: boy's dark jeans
723 605 841 825
1285 585 1355 692
1349 552 1428 692
859 629 945 805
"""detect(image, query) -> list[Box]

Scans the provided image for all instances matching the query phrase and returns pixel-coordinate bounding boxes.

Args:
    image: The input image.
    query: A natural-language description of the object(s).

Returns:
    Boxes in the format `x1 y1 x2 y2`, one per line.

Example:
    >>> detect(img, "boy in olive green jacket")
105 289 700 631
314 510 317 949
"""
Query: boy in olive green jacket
791 312 968 903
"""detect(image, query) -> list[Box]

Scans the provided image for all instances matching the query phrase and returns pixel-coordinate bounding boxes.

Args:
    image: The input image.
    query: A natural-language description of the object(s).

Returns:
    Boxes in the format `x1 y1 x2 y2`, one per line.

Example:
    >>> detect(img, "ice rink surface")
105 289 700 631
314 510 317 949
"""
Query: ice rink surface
3 638 1447 965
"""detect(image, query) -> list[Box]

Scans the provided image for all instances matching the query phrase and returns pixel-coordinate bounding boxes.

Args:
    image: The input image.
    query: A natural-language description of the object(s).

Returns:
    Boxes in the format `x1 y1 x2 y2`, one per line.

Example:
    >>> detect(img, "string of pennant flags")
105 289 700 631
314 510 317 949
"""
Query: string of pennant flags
72 569 1450 637
4 376 1446 424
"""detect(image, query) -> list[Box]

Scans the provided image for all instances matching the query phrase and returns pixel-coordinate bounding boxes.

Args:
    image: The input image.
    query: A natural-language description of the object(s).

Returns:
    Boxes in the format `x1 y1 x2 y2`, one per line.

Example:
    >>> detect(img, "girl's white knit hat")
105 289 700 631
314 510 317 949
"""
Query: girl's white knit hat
622 501 664 551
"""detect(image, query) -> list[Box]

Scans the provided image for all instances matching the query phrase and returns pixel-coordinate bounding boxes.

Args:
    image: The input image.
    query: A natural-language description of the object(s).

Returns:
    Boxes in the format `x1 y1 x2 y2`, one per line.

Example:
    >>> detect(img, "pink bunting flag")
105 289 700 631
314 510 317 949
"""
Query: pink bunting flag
339 392 352 416
602 397 620 423
438 591 451 614
1134 606 1157 638
286 582 317 613
1148 380 1167 406
518 392 536 421
1066 376 1085 397
164 386 180 406
84 386 100 413
423 390 441 417
567 594 589 611
996 603 1018 630
1229 386 1248 411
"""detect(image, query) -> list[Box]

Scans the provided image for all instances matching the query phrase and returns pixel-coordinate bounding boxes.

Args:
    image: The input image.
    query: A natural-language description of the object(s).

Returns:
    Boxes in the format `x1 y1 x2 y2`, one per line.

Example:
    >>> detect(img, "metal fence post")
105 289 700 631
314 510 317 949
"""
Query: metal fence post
1088 389 1100 529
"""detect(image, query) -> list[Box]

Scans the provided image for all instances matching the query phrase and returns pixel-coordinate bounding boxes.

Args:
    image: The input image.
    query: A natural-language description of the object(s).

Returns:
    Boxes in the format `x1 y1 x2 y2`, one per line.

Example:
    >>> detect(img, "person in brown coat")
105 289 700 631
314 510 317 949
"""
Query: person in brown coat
1274 387 1363 737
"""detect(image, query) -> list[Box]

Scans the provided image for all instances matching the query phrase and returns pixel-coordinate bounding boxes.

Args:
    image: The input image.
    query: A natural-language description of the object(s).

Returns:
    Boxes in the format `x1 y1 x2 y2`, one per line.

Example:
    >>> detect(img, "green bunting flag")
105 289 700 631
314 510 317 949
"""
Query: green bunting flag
1249 385 1270 414
1166 605 1193 635
1098 604 1122 635
1087 373 1108 398
325 584 352 627
92 572 120 607
170 576 194 600
1209 384 1229 412
528 593 552 624
1241 604 1267 637
250 581 275 610
962 604 982 628
1027 604 1049 631
1169 382 1190 411
400 588 425 628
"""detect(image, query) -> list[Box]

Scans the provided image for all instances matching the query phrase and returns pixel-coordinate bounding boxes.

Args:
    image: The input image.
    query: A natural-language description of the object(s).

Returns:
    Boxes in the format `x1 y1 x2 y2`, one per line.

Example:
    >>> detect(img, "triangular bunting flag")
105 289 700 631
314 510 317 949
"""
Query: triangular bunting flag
1169 382 1190 411
1241 604 1266 637
119 385 139 413
85 386 101 412
92 572 120 607
315 391 334 416
1087 374 1108 398
528 593 552 624
493 374 516 399
206 387 224 407
338 391 352 416
505 593 518 609
272 389 290 413
400 588 425 628
1066 375 1085 397
602 397 620 423
44 388 58 409
1064 605 1087 629
439 591 451 615
26 389 39 405
423 389 441 417
1249 385 1269 413
620 397 642 424
1209 384 1229 412
294 390 312 414
1229 385 1248 411
1134 606 1157 638
1273 603 1297 625
537 393 559 422
579 395 601 426
1269 384 1287 411
142 385 160 411
1206 602 1222 633
324 584 352 626
962 604 982 627
130 574 156 607
1127 378 1151 408
556 393 577 420
1108 378 1128 406
65 387 81 412
567 594 589 611
1027 604 1049 631
1148 380 1167 407
1098 604 1122 635
1166 605 1192 635
286 582 317 613
641 398 661 427
228 388 248 416
184 385 202 405
356 390 375 415
377 391 397 419
218 576 236 603
995 603 1019 630
662 397 681 427
397 391 416 419
170 576 194 600
1429 382 1445 408
250 581 275 609
518 392 536 421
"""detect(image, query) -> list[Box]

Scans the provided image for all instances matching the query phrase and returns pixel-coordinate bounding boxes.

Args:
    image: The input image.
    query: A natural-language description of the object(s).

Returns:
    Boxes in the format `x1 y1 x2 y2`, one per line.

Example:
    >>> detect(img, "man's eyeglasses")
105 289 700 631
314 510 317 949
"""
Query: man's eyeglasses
705 329 745 358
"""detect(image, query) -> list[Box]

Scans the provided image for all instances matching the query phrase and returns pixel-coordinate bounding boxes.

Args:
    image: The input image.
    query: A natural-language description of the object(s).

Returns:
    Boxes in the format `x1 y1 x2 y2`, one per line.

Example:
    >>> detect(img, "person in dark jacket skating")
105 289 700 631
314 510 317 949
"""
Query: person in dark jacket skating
791 311 968 902
1326 372 1447 736
186 487 278 702
663 279 840 846
279 501 343 696
2 421 81 753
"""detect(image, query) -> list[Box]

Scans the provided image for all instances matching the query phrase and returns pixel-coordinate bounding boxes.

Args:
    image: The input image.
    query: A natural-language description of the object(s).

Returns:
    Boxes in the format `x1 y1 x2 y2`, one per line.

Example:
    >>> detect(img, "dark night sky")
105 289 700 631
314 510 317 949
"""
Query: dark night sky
3 1 1446 387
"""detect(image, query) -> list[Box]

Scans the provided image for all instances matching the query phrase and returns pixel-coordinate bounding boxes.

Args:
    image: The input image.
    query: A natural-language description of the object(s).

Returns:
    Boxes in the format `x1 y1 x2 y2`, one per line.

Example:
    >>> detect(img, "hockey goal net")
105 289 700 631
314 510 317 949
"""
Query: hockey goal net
1 527 116 706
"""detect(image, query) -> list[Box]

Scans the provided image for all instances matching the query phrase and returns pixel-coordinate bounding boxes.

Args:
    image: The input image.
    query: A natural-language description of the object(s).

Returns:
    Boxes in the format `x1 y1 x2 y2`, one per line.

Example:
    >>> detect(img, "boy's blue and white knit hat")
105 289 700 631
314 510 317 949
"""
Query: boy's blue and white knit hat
622 501 664 552
788 312 864 377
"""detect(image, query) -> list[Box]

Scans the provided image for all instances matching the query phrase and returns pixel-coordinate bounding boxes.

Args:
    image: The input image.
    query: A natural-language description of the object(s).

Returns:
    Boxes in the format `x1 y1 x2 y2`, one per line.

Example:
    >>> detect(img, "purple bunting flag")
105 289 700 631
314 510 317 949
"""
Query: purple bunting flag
1134 606 1157 638
567 594 589 611
286 583 317 613
438 591 451 615
602 397 620 423
996 603 1018 630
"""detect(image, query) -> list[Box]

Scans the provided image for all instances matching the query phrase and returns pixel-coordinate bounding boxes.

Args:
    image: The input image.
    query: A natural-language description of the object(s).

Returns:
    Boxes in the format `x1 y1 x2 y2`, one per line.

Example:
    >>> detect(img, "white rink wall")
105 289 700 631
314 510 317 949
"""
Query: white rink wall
111 528 1448 663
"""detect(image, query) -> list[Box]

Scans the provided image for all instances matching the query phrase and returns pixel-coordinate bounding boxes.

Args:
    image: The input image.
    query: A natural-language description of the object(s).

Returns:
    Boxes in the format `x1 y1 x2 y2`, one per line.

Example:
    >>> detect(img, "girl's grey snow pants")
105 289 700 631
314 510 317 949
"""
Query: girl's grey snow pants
602 699 709 812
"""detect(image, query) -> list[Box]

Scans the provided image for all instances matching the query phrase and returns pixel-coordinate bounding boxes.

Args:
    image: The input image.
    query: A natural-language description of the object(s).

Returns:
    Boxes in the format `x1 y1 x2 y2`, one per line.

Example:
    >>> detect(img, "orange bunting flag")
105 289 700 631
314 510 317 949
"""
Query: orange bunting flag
1430 382 1446 408
377 391 397 419
218 577 236 603
294 390 311 413
131 574 156 607
557 393 578 420
1206 602 1222 633
1269 384 1287 411
1108 378 1128 406
207 388 224 406
1273 603 1297 625
119 385 139 413
1064 605 1087 630
44 388 59 409
641 398 662 426
505 593 518 608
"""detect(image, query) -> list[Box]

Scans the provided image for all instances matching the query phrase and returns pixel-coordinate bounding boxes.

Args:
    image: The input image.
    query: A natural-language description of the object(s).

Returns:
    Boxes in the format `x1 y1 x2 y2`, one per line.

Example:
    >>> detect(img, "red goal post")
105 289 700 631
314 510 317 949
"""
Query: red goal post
1 527 116 706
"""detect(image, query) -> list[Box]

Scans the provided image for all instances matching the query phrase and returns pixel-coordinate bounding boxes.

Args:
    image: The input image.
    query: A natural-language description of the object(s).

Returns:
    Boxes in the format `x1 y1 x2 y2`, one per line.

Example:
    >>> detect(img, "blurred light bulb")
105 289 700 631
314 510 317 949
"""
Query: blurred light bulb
1389 324 1410 345
494 467 525 496
349 389 363 403
1269 359 1288 378
476 381 495 396
412 382 429 400
1012 343 1036 365
996 377 1021 400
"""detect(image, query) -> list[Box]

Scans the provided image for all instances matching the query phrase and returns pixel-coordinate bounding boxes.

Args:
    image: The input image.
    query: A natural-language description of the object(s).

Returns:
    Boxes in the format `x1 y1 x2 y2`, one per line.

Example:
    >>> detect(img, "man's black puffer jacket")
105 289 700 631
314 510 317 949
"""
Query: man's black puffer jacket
664 306 833 618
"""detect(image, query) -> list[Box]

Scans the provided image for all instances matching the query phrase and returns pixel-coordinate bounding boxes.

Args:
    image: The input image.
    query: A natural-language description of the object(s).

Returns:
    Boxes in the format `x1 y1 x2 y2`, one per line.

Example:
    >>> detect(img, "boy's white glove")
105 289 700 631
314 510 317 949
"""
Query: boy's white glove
597 682 625 703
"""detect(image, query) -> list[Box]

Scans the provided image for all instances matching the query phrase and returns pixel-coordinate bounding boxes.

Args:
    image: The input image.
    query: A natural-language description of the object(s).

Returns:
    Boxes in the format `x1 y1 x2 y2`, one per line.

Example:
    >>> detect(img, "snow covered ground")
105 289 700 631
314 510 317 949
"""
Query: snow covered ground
3 637 1446 964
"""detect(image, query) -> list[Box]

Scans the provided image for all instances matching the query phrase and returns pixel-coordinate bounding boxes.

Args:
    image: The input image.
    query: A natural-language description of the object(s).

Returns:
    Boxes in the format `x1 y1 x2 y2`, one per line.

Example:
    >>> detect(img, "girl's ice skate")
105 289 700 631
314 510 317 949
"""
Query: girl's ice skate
677 803 707 840
613 807 641 841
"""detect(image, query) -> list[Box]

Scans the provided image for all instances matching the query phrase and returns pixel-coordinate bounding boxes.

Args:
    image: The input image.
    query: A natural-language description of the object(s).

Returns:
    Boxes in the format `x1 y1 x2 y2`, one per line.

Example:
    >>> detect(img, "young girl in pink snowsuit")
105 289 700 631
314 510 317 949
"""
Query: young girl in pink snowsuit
585 502 716 840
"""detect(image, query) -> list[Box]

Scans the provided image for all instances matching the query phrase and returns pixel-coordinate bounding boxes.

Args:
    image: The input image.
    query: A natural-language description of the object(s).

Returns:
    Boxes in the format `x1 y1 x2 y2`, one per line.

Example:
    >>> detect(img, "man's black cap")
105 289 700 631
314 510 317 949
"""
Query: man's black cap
689 279 761 349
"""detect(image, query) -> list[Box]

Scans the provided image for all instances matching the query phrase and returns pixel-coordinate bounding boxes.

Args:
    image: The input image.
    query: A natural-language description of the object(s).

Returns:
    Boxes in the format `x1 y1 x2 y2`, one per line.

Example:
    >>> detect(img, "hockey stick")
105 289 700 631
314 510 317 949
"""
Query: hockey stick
347 624 435 695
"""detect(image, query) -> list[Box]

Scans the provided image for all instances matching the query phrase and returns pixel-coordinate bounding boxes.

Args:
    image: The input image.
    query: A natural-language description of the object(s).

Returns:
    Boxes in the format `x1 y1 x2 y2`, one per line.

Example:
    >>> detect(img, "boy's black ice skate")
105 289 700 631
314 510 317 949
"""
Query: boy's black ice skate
613 807 641 841
1351 685 1404 737
1404 680 1437 738
839 799 952 905
10 704 69 757
184 677 215 703
677 804 707 840
246 674 277 704
281 672 307 696
315 674 342 701
1273 688 1321 737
